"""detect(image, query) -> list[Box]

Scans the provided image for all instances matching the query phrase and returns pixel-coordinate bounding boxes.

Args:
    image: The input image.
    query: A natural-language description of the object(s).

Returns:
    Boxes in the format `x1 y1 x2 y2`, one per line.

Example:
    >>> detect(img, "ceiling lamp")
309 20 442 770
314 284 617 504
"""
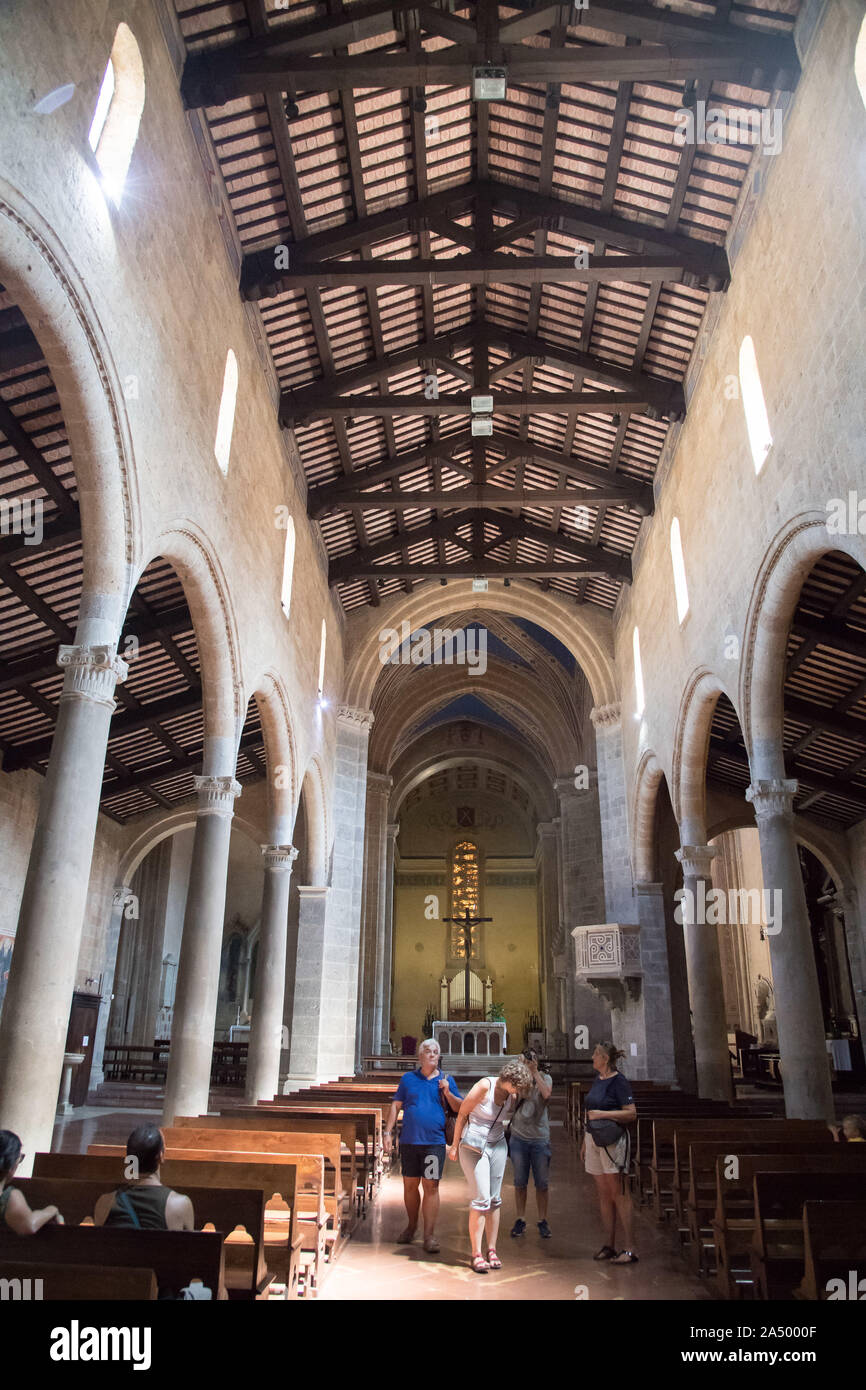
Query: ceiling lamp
472 577 489 592
473 66 506 100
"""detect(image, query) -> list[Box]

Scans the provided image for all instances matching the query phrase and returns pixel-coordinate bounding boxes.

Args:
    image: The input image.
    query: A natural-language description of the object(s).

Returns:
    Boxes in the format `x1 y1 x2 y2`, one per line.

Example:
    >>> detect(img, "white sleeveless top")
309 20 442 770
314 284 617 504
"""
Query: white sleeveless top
462 1076 516 1149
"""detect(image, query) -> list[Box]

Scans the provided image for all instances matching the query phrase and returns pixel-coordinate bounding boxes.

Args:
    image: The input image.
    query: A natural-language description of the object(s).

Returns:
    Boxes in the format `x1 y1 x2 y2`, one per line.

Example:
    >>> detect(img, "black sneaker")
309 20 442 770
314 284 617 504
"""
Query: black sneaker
510 1218 526 1237
538 1220 552 1239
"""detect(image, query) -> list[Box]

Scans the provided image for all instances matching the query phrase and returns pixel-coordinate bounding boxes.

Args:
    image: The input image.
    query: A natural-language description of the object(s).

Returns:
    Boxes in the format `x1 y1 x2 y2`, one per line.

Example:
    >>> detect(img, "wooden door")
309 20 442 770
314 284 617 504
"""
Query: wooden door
63 992 101 1107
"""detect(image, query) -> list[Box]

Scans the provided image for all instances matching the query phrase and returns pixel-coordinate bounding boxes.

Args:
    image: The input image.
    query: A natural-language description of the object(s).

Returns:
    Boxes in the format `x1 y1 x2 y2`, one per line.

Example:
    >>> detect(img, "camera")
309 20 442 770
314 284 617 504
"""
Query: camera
522 1048 537 1062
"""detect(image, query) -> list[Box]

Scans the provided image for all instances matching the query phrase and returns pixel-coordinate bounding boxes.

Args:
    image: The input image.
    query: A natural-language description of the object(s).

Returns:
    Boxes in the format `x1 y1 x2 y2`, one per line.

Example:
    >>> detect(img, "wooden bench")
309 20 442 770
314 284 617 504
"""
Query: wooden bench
712 1150 866 1299
35 1151 305 1300
263 1098 388 1174
797 1201 866 1300
0 1224 224 1299
672 1121 828 1228
0 1259 158 1300
630 1102 775 1204
751 1170 866 1300
13 1175 269 1300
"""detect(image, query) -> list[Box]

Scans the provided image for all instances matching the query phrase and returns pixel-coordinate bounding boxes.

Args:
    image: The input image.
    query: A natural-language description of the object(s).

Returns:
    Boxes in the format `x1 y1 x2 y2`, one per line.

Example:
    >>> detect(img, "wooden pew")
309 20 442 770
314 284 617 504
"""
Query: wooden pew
13 1175 269 1300
182 1111 369 1216
751 1170 866 1300
0 1260 158 1300
630 1101 775 1204
672 1122 828 1228
797 1201 866 1300
682 1140 837 1275
0 1224 224 1299
713 1151 866 1299
35 1152 305 1300
262 1098 388 1179
651 1118 823 1220
161 1127 348 1247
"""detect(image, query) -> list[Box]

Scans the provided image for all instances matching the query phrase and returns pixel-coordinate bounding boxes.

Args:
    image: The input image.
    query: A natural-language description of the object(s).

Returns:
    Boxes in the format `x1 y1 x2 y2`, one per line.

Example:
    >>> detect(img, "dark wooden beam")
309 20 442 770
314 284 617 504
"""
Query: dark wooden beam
4 689 204 772
286 390 651 424
99 733 266 806
0 603 195 694
260 251 716 290
0 513 82 568
307 437 474 515
312 484 644 511
0 397 77 514
487 513 632 581
331 561 621 582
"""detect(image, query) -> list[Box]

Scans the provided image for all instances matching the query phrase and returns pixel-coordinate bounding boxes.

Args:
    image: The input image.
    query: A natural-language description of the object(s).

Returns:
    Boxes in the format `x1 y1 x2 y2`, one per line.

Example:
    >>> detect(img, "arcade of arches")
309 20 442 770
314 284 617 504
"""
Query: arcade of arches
0 0 865 1306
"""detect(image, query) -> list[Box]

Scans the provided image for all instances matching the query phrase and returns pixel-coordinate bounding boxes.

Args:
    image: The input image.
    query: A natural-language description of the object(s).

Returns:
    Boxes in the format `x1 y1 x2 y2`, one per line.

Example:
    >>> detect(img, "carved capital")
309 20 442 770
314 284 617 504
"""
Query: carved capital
261 843 299 872
337 704 374 732
746 778 798 823
590 702 622 730
57 643 128 709
366 771 393 796
112 885 133 910
194 774 242 817
675 843 717 879
386 821 400 840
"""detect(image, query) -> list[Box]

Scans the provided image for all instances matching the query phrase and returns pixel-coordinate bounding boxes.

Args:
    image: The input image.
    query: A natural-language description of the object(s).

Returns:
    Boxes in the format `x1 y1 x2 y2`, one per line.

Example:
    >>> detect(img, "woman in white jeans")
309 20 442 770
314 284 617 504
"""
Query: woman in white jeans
448 1060 532 1273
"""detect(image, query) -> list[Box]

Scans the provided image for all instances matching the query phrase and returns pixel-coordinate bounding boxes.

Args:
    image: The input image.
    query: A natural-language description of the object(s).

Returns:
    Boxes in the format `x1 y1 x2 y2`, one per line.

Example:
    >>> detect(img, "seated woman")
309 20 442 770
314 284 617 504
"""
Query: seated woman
94 1124 194 1230
0 1130 64 1234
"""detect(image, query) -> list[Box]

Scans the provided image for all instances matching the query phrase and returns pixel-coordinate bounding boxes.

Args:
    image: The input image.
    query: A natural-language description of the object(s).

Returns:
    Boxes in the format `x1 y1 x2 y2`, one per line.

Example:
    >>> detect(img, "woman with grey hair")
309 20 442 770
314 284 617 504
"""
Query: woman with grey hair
384 1038 462 1253
447 1059 532 1273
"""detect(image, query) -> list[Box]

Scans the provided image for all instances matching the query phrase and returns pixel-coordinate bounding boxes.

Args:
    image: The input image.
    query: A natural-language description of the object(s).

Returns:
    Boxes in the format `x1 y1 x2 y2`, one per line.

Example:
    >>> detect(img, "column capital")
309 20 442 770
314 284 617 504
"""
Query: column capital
57 643 128 708
366 771 393 795
386 821 400 839
746 778 798 822
261 843 299 871
112 884 133 909
675 843 717 878
590 701 622 730
337 704 374 732
194 774 243 817
537 821 558 841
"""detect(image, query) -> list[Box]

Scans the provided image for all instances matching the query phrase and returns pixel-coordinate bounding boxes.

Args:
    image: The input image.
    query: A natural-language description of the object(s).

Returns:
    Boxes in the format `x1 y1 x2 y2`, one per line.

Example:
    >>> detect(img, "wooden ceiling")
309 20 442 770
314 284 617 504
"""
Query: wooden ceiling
176 0 800 611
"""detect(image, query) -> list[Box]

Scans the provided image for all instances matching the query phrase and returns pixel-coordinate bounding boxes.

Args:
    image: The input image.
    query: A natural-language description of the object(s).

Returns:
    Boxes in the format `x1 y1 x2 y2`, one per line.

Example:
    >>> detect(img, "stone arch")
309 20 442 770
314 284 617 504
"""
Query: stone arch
631 748 665 883
672 667 742 844
0 177 139 635
741 512 866 778
296 756 328 887
117 809 265 885
249 668 298 843
138 520 243 762
343 579 618 712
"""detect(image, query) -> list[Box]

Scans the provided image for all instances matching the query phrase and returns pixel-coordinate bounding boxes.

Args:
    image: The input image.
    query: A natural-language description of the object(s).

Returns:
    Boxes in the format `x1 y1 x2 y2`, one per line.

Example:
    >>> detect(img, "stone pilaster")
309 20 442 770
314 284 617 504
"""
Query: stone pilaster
163 774 242 1123
357 772 392 1063
535 822 563 1054
675 843 733 1101
90 885 132 1089
554 776 610 1052
590 703 633 922
380 822 399 1051
285 885 331 1082
246 844 298 1102
745 779 834 1117
0 642 127 1171
634 882 678 1084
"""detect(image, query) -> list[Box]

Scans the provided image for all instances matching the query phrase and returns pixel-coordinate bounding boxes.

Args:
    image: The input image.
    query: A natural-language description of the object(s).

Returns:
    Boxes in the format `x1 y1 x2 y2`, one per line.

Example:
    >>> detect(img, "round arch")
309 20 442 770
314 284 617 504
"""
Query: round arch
391 748 554 824
296 757 329 886
741 512 866 778
672 667 742 843
117 809 265 885
0 177 139 636
632 747 665 882
343 579 618 712
248 667 298 843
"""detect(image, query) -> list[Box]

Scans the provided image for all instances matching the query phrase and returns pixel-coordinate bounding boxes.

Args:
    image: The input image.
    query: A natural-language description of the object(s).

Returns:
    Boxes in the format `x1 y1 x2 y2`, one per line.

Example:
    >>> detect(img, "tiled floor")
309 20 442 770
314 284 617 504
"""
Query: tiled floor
320 1121 714 1302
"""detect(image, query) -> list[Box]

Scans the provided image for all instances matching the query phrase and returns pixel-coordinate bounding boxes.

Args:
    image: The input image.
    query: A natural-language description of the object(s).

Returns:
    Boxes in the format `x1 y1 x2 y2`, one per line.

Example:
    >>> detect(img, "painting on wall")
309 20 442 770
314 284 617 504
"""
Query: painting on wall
0 934 14 1022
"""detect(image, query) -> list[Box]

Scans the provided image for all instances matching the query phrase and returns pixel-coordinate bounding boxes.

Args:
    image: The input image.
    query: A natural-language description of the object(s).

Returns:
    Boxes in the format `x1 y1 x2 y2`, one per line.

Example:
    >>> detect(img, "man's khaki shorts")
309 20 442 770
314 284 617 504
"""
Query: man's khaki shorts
584 1134 627 1175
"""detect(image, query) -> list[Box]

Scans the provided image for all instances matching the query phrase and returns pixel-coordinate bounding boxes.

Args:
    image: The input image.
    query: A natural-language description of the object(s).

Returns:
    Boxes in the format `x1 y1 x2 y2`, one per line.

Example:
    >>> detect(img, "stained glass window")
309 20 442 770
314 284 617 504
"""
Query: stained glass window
451 840 480 956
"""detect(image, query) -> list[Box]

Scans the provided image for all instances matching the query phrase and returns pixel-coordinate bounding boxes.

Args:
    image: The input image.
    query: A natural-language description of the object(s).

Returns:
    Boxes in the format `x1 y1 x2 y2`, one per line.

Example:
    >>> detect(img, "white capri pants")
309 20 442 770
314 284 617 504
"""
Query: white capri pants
459 1138 508 1211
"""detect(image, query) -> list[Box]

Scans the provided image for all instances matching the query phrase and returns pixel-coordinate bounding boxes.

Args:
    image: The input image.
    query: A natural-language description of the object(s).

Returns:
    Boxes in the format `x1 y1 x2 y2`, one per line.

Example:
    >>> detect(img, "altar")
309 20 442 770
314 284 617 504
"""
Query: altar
433 1019 507 1070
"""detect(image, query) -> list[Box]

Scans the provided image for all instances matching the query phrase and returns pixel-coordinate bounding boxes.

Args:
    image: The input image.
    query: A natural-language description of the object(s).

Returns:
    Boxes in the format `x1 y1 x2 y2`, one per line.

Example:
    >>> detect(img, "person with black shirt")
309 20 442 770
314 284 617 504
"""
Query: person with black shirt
580 1042 638 1265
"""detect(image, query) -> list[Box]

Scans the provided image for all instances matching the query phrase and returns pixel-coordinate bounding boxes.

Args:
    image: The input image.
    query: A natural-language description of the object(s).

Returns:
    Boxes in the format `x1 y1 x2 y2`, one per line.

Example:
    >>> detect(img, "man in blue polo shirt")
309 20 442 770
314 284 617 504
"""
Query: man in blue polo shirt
383 1038 462 1254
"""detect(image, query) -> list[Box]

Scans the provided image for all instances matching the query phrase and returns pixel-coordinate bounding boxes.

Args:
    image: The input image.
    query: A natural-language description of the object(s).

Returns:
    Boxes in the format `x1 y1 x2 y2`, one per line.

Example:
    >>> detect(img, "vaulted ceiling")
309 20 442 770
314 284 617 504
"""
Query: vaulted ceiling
176 0 801 612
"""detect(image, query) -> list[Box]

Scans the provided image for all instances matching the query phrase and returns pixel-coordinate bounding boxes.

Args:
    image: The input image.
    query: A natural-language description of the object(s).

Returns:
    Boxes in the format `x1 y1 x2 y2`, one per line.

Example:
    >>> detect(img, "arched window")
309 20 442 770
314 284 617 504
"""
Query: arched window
317 619 327 699
450 840 480 955
670 517 690 623
280 515 296 619
214 349 238 475
87 23 145 204
633 626 645 719
738 335 773 474
856 16 866 112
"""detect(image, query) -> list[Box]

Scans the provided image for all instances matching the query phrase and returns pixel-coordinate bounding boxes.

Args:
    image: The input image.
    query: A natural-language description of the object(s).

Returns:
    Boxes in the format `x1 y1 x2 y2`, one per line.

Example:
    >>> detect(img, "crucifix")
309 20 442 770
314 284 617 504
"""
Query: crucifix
442 908 492 1018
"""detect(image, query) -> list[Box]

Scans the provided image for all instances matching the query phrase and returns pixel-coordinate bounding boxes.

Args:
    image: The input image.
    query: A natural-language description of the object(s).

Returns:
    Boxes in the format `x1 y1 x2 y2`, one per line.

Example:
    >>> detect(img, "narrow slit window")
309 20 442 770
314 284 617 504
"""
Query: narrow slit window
214 349 238 475
670 517 690 623
633 626 645 719
87 24 145 204
280 516 296 619
856 16 866 112
317 619 327 699
738 335 773 474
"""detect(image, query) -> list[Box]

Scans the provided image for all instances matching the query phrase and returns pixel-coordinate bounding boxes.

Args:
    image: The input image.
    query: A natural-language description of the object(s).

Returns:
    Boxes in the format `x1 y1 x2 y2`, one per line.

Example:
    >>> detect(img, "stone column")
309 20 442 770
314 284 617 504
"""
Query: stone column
590 703 634 922
745 779 834 1118
0 642 127 1170
90 884 133 1089
675 844 733 1101
634 881 678 1084
245 844 298 1102
163 774 242 1123
357 772 392 1063
378 821 399 1051
536 822 562 1053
